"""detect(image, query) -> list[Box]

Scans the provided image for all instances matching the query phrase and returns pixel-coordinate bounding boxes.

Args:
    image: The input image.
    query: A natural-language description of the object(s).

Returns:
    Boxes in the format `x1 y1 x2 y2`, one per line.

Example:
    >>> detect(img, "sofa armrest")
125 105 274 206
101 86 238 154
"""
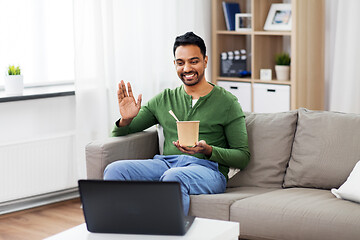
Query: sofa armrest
85 129 159 179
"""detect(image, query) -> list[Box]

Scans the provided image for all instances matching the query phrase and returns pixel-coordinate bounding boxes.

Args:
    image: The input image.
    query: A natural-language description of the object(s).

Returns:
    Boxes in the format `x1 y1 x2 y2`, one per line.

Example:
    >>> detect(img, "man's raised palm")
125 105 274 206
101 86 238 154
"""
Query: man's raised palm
117 81 142 123
119 96 141 120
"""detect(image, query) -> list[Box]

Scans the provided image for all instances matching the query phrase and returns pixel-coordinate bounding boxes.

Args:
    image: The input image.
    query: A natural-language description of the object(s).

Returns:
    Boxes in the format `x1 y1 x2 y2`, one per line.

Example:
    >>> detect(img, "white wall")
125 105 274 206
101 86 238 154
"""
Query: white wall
0 96 75 143
0 96 77 202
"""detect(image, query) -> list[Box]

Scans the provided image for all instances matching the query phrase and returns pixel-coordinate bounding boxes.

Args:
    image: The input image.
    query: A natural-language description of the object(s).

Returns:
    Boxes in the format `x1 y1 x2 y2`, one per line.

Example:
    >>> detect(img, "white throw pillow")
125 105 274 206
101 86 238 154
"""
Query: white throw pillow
331 160 360 203
228 168 240 179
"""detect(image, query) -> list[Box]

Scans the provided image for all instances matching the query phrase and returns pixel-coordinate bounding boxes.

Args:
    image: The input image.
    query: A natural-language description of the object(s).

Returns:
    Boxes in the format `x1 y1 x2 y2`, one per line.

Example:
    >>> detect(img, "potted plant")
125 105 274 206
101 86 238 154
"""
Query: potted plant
274 52 291 81
4 65 24 95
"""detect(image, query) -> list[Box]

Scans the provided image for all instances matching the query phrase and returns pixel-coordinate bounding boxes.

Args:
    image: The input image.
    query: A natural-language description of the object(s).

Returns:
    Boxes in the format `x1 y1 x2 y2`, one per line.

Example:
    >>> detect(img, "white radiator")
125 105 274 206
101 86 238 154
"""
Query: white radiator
0 133 78 203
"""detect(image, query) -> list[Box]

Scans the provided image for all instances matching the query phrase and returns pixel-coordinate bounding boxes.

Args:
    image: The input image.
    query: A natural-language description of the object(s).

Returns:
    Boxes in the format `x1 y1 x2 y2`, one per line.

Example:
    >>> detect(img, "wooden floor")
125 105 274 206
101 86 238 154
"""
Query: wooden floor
0 198 85 240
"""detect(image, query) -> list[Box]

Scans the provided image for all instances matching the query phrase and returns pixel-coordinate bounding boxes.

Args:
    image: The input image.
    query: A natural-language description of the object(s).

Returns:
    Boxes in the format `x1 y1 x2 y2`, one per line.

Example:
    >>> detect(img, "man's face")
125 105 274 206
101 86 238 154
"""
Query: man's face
174 45 208 86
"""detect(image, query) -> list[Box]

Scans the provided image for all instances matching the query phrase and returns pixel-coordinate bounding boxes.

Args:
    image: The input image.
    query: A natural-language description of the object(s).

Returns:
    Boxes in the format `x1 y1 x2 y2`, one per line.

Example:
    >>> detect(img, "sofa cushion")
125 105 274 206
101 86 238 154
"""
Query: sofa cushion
283 108 360 189
189 187 276 220
230 188 360 240
227 111 298 188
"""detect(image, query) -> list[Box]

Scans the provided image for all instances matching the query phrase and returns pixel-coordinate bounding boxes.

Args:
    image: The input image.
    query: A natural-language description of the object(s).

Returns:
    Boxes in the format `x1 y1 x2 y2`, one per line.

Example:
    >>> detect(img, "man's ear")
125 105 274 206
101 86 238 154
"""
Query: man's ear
204 56 208 68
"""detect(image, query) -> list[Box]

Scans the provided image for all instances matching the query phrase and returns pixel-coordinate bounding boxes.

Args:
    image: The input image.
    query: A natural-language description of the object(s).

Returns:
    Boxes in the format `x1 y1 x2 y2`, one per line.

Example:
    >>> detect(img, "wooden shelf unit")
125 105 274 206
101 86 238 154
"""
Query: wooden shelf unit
211 0 325 111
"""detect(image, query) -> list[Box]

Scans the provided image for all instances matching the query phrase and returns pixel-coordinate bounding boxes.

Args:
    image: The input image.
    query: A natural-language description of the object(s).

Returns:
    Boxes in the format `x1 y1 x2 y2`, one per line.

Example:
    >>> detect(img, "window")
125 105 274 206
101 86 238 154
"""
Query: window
0 0 74 87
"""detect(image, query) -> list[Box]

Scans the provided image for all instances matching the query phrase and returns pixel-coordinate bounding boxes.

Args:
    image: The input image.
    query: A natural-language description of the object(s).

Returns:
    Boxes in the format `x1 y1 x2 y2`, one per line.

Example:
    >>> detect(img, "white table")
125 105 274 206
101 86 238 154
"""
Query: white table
44 217 239 240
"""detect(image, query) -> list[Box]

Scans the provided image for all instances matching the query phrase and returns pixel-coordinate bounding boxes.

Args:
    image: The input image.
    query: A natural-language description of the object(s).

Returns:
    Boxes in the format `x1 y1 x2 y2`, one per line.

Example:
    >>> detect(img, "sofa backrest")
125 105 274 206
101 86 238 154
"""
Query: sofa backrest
227 110 298 188
283 108 360 189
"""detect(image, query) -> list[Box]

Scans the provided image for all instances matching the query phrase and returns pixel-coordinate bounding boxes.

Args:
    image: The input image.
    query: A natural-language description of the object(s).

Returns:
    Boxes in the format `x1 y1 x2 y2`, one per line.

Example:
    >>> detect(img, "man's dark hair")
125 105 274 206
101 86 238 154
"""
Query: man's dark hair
173 32 206 58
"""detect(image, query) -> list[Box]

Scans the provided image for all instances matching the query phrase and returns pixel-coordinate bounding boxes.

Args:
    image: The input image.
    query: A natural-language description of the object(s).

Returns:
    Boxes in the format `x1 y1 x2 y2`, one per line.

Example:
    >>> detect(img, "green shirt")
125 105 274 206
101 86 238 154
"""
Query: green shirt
111 83 250 180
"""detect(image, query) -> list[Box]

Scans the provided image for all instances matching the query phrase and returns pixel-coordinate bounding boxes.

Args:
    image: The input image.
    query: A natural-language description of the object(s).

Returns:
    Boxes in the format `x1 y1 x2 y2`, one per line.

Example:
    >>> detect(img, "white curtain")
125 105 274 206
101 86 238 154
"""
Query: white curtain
0 0 74 86
73 0 211 178
326 0 360 113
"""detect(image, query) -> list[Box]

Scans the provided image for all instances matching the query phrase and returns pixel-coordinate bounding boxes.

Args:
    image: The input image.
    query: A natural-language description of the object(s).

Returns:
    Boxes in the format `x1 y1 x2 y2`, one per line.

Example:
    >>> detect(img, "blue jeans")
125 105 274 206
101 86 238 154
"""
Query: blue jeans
103 155 227 215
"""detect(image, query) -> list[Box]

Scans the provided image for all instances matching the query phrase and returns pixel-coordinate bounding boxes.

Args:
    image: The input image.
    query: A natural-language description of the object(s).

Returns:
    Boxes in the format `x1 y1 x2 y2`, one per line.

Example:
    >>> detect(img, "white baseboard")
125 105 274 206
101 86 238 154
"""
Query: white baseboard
0 187 79 215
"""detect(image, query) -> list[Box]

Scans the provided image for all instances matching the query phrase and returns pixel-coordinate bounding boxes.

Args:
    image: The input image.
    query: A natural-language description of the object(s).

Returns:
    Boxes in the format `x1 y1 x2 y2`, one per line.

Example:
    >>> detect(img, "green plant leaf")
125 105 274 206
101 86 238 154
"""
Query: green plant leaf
275 53 291 66
8 65 21 75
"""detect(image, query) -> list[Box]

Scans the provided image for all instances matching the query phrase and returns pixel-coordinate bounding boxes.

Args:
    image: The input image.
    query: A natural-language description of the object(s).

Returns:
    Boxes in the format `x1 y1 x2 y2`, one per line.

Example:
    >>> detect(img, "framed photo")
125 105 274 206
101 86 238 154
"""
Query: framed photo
235 13 252 32
260 69 272 81
264 4 292 31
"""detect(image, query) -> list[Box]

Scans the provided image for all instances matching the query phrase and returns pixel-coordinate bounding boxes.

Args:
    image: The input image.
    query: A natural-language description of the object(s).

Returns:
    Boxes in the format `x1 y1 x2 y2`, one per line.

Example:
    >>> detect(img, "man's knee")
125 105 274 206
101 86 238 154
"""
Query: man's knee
160 168 186 183
103 161 128 180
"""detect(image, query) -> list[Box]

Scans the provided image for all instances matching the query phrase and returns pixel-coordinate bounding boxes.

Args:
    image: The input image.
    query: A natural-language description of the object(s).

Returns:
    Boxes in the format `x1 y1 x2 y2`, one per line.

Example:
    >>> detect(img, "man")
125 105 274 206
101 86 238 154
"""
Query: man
104 32 250 215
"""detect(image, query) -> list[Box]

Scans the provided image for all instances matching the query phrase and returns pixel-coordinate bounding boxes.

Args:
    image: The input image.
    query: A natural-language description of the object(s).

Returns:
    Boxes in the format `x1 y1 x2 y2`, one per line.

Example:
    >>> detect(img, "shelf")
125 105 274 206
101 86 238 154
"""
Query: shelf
216 77 252 83
216 30 291 36
0 84 75 103
254 31 291 36
212 0 325 111
216 77 292 86
253 79 292 85
216 30 252 35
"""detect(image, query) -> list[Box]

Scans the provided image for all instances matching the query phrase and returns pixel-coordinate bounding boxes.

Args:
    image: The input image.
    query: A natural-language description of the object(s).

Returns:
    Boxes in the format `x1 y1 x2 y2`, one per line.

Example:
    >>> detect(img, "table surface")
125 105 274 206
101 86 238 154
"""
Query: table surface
44 217 239 240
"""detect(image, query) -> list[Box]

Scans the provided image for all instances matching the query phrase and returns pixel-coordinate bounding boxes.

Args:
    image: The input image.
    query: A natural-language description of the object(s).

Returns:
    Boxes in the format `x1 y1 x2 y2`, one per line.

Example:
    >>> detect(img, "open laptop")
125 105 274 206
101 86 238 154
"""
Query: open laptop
78 180 195 236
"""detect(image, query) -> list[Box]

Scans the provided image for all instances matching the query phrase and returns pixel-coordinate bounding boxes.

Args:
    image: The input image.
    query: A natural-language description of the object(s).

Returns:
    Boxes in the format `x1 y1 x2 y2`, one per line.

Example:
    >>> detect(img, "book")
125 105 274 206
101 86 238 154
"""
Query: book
222 2 241 31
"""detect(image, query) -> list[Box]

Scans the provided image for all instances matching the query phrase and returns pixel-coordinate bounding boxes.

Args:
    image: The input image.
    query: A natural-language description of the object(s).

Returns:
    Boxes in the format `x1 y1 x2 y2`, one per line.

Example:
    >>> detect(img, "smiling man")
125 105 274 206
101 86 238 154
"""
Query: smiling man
104 32 250 215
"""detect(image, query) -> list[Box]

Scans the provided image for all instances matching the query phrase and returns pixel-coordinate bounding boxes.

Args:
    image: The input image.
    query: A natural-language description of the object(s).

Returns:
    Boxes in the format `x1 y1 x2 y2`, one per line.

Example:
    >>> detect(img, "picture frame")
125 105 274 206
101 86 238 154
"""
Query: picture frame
235 13 252 32
260 69 272 81
264 3 292 31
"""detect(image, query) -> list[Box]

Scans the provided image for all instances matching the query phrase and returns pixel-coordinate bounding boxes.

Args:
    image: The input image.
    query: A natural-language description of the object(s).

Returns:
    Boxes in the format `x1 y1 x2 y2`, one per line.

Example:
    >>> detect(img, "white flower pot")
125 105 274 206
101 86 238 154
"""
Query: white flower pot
4 75 24 95
275 65 290 81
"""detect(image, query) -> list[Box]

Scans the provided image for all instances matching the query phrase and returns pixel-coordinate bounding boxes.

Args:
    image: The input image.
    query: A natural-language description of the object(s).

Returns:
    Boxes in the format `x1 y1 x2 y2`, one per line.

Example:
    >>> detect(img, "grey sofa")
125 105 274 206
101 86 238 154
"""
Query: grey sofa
86 108 360 240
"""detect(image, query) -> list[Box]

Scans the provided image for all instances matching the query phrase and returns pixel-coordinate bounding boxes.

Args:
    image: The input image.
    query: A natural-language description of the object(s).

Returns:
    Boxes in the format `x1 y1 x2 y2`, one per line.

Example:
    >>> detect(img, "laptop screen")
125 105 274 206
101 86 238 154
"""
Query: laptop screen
78 180 194 235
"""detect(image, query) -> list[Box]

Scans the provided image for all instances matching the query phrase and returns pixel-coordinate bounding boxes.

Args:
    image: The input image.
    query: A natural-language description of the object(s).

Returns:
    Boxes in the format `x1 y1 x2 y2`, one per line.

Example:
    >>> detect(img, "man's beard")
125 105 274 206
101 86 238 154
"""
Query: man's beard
180 71 205 86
